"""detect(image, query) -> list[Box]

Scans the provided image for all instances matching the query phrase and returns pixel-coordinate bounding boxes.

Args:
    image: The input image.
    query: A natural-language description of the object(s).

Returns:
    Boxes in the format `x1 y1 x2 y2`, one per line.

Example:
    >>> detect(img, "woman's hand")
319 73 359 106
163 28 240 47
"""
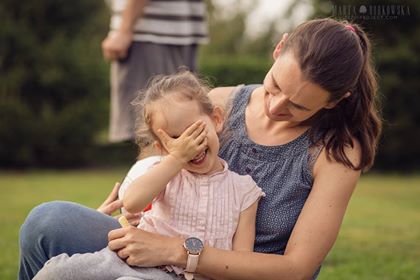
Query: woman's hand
108 227 185 267
156 120 208 165
97 182 123 215
97 182 143 226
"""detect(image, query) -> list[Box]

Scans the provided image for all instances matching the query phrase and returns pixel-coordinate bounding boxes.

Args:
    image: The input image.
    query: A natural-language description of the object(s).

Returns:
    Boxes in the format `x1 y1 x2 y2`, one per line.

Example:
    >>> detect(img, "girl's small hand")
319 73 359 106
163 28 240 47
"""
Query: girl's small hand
157 120 208 165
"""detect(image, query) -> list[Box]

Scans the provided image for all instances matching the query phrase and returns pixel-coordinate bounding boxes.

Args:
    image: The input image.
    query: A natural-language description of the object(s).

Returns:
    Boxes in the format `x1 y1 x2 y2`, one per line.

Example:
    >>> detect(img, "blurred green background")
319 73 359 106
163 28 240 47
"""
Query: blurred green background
0 0 419 279
1 0 419 170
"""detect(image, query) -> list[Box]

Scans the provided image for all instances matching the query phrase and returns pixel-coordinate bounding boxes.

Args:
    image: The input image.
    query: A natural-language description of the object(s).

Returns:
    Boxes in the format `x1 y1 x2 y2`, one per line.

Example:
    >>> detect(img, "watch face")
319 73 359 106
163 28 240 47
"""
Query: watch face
185 237 204 254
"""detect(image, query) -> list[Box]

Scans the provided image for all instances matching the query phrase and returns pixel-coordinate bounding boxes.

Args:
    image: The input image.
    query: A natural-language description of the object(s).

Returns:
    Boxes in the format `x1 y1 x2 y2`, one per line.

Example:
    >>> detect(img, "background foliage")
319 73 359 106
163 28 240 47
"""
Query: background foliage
0 0 419 170
0 0 109 167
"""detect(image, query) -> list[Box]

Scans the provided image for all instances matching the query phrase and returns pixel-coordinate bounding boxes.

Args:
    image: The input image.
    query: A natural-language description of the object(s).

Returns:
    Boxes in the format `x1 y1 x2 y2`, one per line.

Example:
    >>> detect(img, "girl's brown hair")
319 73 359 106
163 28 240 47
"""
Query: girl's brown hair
283 18 382 171
132 70 213 150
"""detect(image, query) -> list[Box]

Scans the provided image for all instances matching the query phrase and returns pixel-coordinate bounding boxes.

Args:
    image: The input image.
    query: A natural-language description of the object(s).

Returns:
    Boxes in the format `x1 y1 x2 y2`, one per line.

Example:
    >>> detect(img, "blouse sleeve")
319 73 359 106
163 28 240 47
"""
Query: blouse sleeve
238 175 266 212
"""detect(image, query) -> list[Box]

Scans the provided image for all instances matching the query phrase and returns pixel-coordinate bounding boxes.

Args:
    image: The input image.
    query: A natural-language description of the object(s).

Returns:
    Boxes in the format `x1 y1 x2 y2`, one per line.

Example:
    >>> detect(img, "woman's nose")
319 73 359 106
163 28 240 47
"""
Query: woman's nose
269 94 287 114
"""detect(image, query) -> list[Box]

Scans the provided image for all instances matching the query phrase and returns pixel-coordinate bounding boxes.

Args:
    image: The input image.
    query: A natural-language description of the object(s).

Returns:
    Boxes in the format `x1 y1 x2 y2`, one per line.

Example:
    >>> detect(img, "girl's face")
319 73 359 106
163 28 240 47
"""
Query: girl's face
151 97 223 175
262 52 335 124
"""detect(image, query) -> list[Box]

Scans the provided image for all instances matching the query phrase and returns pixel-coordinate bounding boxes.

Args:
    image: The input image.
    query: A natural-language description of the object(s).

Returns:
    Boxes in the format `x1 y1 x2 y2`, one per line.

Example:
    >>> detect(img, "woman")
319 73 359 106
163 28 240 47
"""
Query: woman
19 18 381 280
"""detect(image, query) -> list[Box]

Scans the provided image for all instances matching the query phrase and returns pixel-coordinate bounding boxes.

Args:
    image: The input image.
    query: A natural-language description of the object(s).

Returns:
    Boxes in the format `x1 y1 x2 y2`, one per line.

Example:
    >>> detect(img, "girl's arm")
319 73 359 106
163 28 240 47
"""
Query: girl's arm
232 201 258 252
123 121 207 213
110 142 361 279
123 155 183 213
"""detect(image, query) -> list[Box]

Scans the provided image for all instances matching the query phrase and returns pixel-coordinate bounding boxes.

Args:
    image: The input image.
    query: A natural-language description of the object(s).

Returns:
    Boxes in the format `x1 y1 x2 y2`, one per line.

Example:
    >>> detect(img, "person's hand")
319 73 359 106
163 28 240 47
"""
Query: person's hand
116 212 142 227
101 31 133 61
156 121 208 165
97 182 123 215
108 227 184 267
98 182 143 226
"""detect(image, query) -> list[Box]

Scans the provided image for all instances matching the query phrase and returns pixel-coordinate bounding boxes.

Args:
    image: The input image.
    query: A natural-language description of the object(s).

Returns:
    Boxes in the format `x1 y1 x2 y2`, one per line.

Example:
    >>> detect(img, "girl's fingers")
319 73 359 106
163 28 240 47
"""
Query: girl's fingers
197 138 208 152
194 129 208 145
190 123 206 140
156 129 171 148
184 121 204 137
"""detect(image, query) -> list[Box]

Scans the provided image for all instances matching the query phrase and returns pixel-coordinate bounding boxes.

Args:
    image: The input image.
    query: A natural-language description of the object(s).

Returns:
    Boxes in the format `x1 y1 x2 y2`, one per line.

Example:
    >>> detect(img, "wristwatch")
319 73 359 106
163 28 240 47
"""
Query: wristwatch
183 237 204 280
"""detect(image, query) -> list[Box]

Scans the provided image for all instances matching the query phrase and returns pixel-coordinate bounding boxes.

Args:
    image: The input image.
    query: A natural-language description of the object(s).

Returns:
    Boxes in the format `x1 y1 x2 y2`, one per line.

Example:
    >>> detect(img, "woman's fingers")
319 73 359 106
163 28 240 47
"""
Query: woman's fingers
108 227 131 251
105 182 121 203
97 182 122 215
108 227 128 241
103 200 123 215
117 248 129 259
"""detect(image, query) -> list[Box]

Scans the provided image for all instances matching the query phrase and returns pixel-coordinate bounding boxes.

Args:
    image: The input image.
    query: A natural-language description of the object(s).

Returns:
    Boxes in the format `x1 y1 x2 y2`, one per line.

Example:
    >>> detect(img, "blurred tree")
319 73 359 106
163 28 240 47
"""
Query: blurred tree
0 0 109 167
199 0 277 86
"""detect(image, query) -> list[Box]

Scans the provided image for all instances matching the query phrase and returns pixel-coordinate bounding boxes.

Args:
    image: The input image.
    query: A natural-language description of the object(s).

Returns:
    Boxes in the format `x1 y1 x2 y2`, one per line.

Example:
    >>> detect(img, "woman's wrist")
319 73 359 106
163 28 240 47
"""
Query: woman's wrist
167 236 187 267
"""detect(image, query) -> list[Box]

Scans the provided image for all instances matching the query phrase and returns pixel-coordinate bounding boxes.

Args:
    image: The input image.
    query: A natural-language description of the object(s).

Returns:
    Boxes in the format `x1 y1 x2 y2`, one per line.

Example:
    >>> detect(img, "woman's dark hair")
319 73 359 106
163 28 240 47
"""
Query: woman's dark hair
282 18 382 171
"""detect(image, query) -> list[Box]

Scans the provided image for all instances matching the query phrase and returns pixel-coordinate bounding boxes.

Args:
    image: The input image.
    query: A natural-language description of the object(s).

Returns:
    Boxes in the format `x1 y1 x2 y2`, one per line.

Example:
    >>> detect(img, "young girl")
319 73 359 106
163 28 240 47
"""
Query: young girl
33 71 265 280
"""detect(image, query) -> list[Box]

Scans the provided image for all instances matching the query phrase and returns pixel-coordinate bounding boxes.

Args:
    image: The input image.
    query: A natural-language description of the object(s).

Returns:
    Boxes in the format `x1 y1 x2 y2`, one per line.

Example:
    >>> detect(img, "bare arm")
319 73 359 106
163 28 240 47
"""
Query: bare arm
232 201 258 252
173 143 361 279
102 0 149 60
118 0 148 34
124 155 182 213
123 121 207 213
110 142 361 280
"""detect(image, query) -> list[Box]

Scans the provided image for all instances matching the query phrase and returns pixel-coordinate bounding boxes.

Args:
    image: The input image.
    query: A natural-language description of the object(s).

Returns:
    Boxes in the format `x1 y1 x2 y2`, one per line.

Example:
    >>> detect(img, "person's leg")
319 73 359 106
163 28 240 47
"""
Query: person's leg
109 55 137 142
179 44 198 72
34 246 181 280
18 201 119 280
108 42 198 144
33 247 131 280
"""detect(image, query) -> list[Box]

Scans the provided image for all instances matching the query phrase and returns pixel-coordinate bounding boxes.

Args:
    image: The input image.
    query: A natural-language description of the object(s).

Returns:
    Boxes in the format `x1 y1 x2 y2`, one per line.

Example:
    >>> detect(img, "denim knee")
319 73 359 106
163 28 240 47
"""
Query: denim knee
20 201 62 252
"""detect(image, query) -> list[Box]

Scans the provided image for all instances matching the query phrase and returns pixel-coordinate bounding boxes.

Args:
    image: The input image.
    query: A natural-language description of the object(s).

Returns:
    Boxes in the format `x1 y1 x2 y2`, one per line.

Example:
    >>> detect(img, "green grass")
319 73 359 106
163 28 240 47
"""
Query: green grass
0 171 419 279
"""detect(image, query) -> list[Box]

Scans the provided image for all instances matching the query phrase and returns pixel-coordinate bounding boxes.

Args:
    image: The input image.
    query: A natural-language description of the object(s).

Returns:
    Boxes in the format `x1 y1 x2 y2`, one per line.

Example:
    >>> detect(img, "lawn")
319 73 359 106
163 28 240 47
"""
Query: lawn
0 170 419 280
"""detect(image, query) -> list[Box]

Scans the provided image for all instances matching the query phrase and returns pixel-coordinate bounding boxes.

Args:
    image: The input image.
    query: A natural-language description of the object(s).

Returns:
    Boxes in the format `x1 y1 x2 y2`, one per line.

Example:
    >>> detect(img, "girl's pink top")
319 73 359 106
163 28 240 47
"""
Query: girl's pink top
138 159 265 276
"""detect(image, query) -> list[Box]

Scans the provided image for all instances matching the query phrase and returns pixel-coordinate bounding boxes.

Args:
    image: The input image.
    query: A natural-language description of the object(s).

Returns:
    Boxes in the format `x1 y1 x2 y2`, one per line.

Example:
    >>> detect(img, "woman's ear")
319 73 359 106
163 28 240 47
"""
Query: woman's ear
211 106 224 133
324 92 351 109
273 33 288 60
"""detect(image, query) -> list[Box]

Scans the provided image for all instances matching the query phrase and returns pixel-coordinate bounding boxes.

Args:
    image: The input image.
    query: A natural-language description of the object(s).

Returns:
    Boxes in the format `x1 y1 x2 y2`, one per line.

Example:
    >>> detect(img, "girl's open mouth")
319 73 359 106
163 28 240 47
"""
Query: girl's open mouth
190 149 207 165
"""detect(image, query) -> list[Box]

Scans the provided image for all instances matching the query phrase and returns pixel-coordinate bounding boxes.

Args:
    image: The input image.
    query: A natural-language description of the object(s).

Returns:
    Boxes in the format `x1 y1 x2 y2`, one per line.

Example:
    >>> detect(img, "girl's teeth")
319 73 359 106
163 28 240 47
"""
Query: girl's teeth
191 150 206 163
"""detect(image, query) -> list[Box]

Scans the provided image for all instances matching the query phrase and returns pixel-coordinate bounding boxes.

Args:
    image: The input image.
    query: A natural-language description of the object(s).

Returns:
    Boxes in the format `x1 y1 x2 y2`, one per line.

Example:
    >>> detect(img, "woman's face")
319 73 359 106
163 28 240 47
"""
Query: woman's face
262 52 333 124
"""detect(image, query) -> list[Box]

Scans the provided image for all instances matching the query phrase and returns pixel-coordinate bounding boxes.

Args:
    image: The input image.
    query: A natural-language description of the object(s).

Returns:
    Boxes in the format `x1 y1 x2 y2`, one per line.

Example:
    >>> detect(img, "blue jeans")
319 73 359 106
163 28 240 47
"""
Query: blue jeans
18 201 120 280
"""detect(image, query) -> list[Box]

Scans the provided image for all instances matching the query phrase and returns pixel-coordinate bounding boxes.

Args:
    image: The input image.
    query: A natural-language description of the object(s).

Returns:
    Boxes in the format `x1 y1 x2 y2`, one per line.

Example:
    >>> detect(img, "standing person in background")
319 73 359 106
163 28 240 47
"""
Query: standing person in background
103 0 208 143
